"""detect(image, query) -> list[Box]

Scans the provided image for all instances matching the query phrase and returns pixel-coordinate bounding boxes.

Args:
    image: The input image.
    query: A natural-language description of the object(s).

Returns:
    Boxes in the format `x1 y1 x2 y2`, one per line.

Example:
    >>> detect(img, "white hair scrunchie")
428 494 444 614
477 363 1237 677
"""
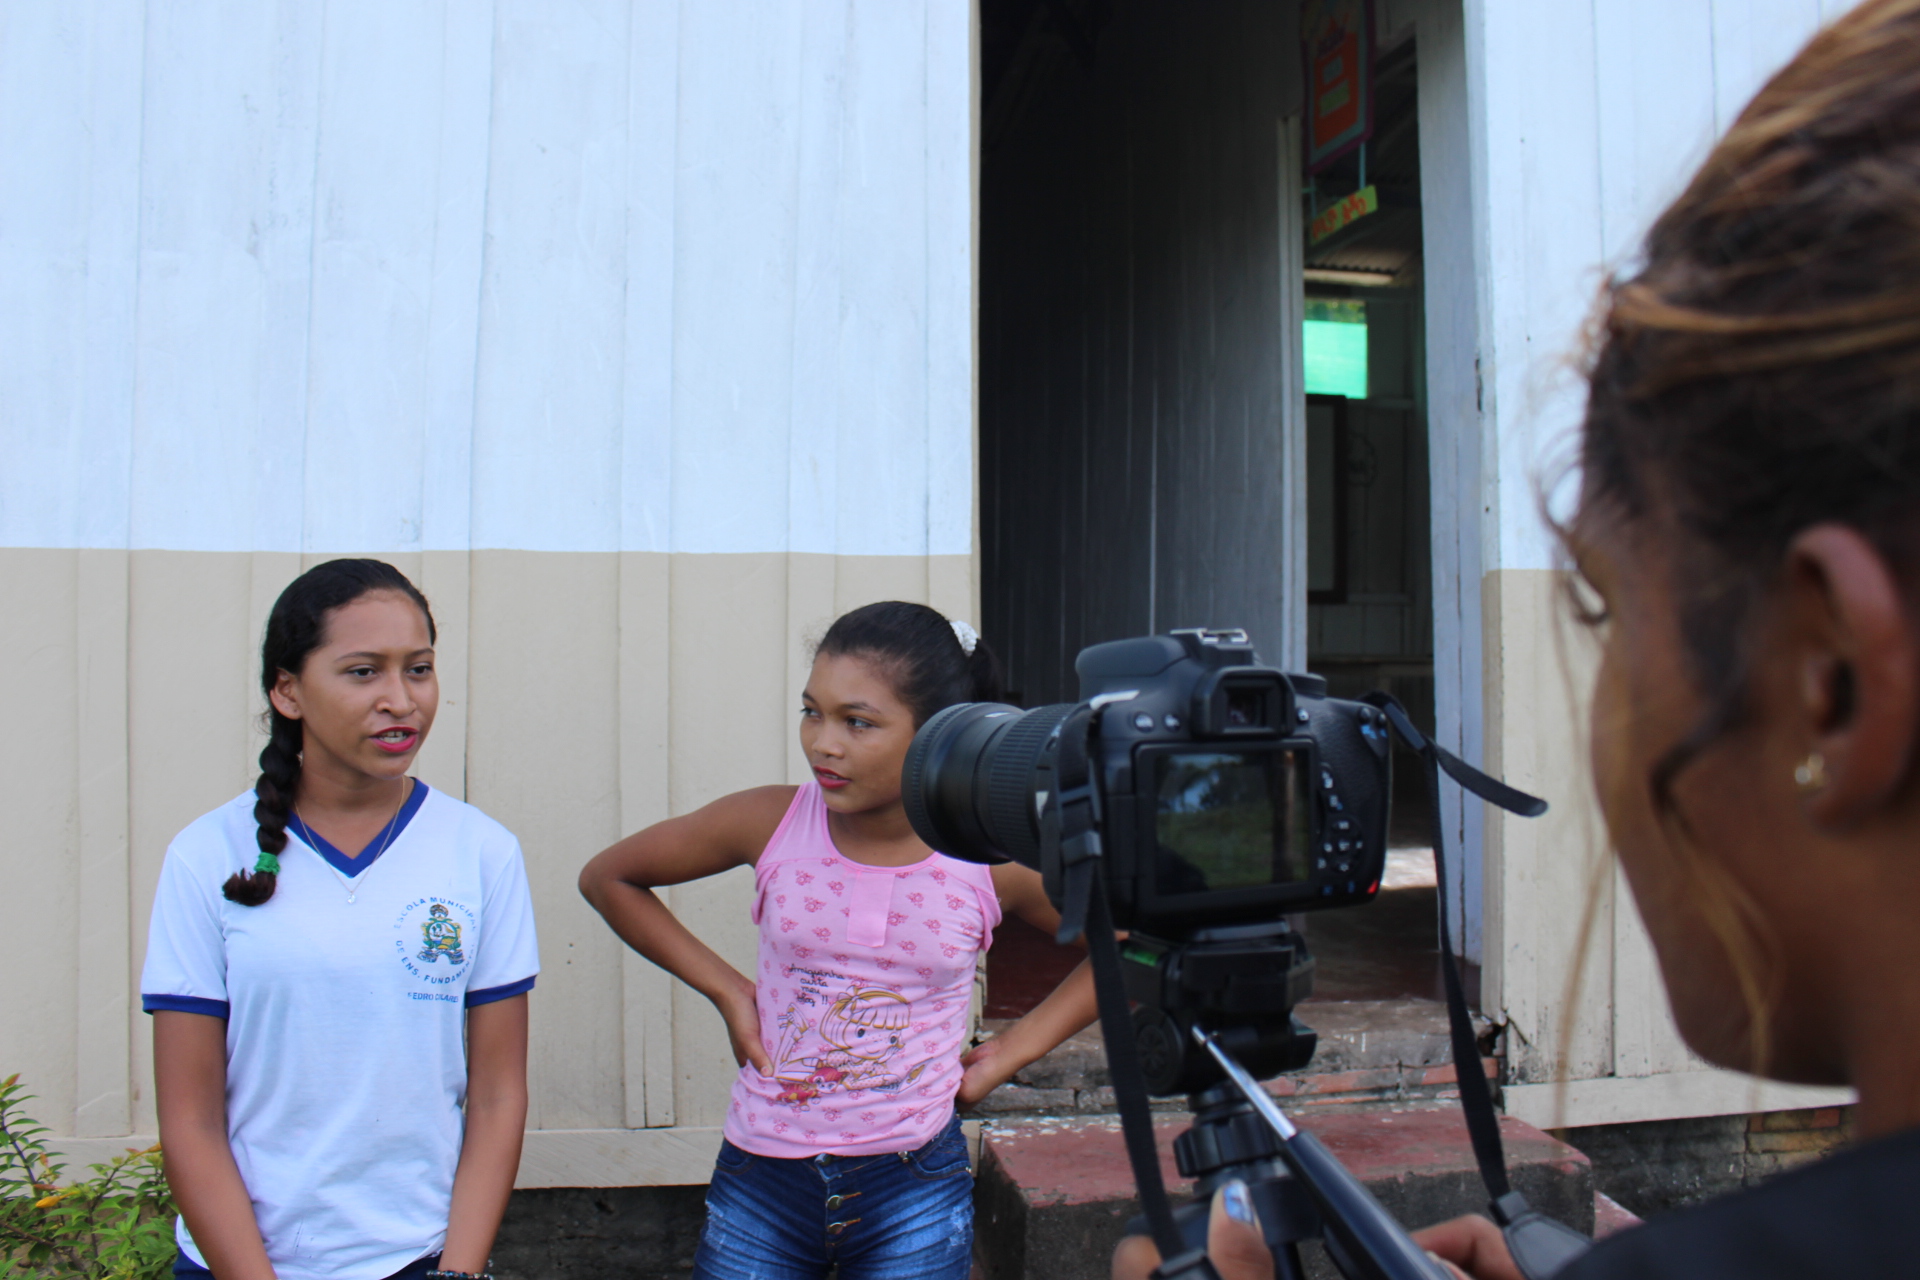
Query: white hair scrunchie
950 619 980 657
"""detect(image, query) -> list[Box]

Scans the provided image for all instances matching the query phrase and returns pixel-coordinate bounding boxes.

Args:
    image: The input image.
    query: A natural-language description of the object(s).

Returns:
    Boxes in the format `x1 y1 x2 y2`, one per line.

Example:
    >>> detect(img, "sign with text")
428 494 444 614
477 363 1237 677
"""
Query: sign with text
1302 0 1374 174
1308 184 1379 245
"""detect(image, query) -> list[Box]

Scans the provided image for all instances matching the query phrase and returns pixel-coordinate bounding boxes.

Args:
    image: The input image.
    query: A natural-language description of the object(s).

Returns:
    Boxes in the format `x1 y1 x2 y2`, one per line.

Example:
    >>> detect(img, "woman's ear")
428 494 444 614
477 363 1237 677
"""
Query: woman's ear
268 669 303 722
1782 524 1919 827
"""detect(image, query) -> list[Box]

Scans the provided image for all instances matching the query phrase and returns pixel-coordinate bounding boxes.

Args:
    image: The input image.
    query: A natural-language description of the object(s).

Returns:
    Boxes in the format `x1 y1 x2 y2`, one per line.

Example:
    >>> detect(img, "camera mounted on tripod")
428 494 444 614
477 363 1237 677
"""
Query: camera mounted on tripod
905 627 1393 1092
905 628 1587 1280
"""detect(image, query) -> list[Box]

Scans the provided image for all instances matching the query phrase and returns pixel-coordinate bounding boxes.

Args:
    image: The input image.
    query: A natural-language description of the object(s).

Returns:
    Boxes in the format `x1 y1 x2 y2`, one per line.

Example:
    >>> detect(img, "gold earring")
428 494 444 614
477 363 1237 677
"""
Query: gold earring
1794 752 1828 792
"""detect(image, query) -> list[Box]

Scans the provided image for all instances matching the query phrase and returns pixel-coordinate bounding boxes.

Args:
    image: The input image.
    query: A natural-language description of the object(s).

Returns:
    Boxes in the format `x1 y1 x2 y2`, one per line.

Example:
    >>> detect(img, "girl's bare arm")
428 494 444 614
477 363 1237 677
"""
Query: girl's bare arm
577 786 793 1072
154 1011 276 1280
440 994 529 1274
957 863 1102 1107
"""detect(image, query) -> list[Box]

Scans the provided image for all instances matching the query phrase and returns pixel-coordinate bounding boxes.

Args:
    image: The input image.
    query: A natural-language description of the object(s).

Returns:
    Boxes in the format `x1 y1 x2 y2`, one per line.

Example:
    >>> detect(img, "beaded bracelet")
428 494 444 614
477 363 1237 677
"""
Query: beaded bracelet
425 1270 491 1280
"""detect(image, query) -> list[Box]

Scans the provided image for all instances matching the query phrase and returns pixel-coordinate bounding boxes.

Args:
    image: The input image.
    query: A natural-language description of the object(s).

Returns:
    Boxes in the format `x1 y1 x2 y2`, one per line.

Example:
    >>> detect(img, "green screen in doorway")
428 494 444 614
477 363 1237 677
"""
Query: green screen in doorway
1304 297 1368 399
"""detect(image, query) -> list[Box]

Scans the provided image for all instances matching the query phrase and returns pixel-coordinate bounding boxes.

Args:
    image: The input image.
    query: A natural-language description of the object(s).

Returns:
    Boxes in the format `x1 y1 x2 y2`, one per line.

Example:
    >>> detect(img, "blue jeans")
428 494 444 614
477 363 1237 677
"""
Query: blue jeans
173 1251 439 1279
693 1112 974 1280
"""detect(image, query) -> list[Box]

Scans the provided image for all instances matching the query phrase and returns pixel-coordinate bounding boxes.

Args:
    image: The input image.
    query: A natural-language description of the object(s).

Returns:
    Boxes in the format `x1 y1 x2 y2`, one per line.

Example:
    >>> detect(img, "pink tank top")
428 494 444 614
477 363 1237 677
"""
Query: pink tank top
722 783 1002 1158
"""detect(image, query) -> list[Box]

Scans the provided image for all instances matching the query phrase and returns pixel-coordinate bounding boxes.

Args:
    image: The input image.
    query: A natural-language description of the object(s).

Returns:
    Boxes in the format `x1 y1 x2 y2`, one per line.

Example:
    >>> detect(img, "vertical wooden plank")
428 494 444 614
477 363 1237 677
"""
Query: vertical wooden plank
668 0 804 554
619 0 681 1129
75 550 132 1136
129 1 322 556
0 1 141 553
420 0 493 560
1413 0 1489 963
68 0 147 1136
0 553 79 1128
1484 570 1614 1085
128 552 259 1134
620 0 678 559
667 553 791 1127
1594 0 1716 268
467 0 629 556
414 551 471 802
618 552 676 1127
299 0 443 554
1275 115 1309 674
831 1 932 559
784 1 851 558
466 552 626 1132
925 0 977 562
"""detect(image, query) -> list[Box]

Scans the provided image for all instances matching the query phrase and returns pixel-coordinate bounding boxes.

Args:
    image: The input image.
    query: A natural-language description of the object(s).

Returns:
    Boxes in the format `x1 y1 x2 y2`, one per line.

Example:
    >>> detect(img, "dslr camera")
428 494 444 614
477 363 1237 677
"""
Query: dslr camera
903 627 1394 1093
905 628 1582 1280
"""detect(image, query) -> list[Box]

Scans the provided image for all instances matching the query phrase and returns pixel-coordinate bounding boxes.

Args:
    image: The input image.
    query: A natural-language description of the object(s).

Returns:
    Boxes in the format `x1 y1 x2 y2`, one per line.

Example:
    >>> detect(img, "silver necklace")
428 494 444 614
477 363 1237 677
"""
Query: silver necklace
295 779 411 904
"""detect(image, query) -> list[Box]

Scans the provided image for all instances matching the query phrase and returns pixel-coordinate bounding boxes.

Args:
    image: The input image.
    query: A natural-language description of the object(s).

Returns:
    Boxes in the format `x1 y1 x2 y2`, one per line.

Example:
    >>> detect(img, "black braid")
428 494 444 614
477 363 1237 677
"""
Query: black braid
223 559 437 907
225 714 301 905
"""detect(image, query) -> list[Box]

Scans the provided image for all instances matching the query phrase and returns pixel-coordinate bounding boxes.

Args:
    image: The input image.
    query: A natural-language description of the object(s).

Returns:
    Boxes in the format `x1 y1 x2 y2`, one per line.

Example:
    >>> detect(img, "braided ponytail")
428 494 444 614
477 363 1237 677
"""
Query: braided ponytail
224 559 437 906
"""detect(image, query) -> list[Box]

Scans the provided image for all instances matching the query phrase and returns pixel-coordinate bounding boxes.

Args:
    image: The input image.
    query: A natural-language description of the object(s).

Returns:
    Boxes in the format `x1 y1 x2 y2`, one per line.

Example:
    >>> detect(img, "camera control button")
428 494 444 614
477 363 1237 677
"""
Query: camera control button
1163 713 1182 731
1132 712 1155 731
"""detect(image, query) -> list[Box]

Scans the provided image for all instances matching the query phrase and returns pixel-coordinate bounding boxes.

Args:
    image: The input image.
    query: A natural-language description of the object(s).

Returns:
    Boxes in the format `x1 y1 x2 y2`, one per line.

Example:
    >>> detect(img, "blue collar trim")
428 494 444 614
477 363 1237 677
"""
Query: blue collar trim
288 780 431 879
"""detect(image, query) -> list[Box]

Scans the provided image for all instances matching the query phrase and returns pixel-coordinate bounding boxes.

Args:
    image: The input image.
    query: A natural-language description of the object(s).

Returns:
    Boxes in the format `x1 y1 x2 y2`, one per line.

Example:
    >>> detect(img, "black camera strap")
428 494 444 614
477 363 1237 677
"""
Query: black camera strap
1363 694 1591 1279
1047 707 1202 1271
1363 693 1539 1200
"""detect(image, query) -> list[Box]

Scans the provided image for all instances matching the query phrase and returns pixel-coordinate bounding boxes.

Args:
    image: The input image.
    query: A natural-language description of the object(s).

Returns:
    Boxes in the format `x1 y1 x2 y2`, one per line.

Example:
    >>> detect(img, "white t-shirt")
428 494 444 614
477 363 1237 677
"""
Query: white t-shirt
141 782 539 1280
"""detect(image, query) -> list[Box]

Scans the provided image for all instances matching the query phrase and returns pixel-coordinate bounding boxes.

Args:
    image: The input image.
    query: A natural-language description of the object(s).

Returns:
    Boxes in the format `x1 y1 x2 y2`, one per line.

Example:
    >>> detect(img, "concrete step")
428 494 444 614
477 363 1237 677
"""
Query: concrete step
972 999 1499 1118
974 1107 1594 1280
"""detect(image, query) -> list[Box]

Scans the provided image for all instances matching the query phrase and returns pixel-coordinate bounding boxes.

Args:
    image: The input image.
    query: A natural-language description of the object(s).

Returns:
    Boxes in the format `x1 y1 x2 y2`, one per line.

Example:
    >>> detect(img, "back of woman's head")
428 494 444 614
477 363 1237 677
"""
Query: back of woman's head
816 601 1003 727
226 559 436 906
1583 0 1920 758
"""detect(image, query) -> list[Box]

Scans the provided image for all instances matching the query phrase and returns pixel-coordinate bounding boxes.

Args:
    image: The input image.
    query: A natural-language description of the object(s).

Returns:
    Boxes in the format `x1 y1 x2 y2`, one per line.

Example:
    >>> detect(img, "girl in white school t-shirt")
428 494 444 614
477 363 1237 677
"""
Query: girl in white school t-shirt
141 560 539 1280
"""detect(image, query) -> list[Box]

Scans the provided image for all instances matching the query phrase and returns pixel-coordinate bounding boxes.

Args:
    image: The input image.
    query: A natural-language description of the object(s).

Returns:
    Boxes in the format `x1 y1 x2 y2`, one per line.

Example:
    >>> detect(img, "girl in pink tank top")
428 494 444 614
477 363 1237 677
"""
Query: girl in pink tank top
582 603 1099 1280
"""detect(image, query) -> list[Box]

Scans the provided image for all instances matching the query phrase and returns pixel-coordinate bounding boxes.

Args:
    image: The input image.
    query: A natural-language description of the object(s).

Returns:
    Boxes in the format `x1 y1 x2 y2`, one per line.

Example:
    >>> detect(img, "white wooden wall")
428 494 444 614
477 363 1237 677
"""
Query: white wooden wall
1410 0 1861 1124
0 0 978 1184
0 0 972 559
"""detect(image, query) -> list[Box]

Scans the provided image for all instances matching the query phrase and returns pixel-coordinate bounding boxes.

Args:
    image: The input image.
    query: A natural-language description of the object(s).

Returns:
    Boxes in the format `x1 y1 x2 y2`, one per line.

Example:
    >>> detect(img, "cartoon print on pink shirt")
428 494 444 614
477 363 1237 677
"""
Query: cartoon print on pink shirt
765 980 930 1110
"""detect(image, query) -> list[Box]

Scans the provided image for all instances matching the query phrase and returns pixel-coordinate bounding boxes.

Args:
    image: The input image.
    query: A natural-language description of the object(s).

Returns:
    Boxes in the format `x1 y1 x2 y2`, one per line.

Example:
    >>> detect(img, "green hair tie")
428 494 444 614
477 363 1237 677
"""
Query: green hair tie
252 852 281 876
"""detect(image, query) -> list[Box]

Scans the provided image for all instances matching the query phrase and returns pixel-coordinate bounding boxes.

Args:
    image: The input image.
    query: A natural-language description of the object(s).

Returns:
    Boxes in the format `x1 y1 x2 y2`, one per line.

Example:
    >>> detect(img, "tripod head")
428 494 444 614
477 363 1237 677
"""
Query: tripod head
1122 921 1319 1095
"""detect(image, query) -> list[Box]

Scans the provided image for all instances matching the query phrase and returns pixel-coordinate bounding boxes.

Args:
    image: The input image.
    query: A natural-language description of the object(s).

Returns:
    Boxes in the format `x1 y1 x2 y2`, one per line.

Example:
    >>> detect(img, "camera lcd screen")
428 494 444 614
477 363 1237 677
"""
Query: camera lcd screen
1152 748 1311 895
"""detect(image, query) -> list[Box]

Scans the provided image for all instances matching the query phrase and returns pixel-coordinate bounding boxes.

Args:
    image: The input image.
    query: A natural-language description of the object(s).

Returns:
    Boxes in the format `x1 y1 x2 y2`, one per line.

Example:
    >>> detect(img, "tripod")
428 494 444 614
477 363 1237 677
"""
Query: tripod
1158 1082 1327 1280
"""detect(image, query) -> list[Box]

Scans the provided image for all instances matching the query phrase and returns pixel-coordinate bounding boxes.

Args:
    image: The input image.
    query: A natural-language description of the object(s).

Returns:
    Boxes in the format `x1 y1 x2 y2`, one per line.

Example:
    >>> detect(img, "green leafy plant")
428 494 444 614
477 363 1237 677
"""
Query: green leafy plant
0 1075 175 1280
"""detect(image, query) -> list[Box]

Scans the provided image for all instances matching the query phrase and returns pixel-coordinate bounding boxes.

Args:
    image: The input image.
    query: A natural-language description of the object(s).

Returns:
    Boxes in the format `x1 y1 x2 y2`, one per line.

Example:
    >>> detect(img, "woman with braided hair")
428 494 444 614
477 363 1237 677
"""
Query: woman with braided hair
141 559 538 1280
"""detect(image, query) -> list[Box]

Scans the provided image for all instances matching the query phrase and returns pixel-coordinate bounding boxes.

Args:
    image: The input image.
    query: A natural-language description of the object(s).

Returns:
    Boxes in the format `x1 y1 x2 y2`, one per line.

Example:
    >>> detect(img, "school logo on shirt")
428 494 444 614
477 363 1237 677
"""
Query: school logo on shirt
417 904 466 964
393 896 476 994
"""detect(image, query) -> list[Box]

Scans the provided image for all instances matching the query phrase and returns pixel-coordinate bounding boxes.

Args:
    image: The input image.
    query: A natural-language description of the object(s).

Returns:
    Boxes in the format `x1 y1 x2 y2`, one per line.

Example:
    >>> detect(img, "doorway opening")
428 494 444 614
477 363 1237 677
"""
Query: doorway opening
974 3 1455 1018
1290 37 1456 1003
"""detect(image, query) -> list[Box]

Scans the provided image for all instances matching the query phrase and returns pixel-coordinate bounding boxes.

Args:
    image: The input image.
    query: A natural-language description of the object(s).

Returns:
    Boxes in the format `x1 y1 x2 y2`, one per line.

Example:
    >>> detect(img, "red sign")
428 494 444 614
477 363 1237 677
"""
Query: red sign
1302 0 1374 174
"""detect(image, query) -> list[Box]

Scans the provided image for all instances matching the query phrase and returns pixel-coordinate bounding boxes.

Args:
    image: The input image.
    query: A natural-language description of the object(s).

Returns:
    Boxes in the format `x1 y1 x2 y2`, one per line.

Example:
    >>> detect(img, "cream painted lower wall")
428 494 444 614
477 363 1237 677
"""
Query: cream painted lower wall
1477 567 1855 1122
0 547 975 1163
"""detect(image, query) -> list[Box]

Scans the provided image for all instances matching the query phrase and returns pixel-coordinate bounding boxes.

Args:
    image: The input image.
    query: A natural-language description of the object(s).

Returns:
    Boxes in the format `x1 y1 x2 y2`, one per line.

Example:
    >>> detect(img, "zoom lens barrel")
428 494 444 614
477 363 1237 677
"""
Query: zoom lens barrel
902 702 1076 867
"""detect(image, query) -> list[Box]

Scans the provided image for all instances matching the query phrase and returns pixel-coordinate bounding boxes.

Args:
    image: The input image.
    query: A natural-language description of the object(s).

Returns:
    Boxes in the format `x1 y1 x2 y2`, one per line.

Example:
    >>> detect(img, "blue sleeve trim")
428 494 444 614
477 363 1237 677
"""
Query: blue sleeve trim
142 994 230 1019
465 975 536 1007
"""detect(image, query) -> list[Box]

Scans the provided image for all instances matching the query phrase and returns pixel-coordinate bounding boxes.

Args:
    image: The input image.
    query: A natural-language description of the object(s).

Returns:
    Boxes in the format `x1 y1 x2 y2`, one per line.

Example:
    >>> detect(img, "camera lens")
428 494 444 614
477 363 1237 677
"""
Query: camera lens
903 702 1078 867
